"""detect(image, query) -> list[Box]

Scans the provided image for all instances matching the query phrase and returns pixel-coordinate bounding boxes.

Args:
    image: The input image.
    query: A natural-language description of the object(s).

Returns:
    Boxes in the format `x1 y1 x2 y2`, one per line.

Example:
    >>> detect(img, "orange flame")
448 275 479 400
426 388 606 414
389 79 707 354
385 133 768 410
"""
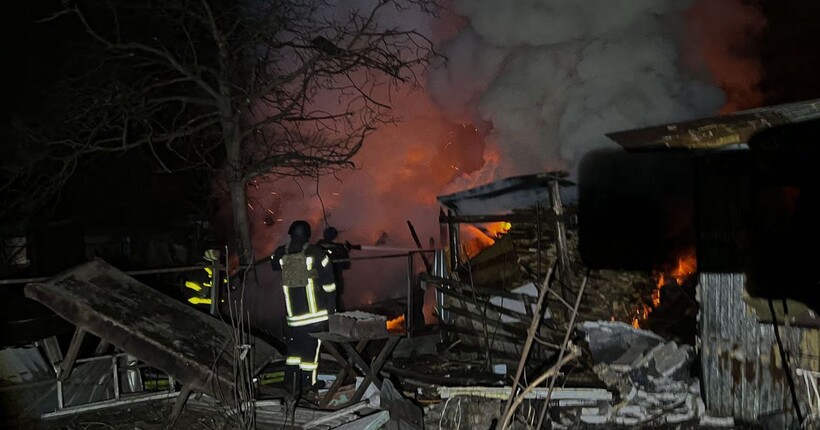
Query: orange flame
670 251 697 286
386 314 405 332
462 225 497 258
484 221 512 238
461 222 512 259
632 248 698 329
655 249 697 288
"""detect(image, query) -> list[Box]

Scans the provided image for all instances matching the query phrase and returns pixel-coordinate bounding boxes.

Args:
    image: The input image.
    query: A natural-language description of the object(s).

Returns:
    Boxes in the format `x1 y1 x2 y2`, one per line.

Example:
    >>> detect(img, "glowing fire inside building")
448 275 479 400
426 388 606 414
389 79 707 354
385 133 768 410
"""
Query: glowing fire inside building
631 249 699 329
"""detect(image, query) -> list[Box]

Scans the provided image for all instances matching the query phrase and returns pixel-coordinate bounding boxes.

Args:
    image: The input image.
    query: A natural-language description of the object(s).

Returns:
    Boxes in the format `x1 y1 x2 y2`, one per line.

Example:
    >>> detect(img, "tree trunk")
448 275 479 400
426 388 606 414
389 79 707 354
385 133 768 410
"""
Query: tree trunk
223 113 253 264
229 177 253 264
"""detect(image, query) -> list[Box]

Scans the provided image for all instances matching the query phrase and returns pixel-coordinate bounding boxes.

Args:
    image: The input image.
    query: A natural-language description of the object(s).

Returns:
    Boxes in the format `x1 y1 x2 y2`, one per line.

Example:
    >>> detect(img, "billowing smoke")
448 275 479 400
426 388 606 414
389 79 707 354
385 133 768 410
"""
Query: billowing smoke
428 0 764 182
244 90 487 311
683 0 766 112
228 0 765 314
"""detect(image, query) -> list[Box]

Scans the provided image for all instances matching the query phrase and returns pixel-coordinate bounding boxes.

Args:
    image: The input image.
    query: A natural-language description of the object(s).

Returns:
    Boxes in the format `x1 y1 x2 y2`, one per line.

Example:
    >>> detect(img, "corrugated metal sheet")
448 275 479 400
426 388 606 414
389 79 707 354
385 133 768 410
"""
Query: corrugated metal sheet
698 273 820 425
606 98 820 151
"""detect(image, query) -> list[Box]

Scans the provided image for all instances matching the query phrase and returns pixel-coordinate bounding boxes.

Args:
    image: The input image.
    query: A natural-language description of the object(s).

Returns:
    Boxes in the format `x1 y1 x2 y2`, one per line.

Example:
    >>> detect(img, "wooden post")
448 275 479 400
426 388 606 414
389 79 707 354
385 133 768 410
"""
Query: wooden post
166 386 192 428
549 180 573 321
94 339 110 355
447 209 459 272
501 266 555 419
535 275 589 429
59 328 86 381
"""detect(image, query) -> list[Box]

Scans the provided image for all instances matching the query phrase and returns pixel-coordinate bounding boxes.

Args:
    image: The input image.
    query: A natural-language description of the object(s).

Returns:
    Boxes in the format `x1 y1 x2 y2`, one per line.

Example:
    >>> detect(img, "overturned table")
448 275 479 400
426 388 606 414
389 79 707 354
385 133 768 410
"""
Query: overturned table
24 259 280 419
312 330 402 409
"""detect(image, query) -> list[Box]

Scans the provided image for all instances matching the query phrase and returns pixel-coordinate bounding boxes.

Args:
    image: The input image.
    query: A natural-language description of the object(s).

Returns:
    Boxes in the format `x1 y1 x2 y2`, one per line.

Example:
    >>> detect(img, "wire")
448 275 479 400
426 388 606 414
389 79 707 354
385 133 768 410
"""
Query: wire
769 298 804 424
455 397 463 429
439 396 455 430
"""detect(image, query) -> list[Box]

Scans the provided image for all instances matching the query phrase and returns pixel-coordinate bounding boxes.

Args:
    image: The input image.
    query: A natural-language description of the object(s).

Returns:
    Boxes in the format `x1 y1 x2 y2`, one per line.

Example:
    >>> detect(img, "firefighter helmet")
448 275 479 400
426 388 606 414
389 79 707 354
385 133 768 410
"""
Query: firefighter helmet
288 220 311 239
323 227 339 242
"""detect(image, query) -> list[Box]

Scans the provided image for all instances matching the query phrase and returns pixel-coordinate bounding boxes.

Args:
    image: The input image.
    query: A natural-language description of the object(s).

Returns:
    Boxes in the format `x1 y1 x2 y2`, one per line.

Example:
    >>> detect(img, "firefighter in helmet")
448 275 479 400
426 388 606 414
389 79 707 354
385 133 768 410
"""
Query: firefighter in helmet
271 220 336 392
316 227 356 300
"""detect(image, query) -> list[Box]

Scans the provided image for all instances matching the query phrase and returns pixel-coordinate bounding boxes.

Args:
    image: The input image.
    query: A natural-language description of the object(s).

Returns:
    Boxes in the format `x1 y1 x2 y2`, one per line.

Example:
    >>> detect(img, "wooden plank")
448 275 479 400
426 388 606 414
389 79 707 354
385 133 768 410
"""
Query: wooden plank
437 286 531 322
443 305 528 337
24 259 280 405
421 274 534 302
440 322 524 346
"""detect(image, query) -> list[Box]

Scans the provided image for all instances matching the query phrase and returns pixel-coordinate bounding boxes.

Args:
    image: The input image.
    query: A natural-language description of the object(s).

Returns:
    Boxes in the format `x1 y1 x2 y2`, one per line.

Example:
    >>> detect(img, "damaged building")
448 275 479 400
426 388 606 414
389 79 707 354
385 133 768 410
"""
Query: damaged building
1 98 820 429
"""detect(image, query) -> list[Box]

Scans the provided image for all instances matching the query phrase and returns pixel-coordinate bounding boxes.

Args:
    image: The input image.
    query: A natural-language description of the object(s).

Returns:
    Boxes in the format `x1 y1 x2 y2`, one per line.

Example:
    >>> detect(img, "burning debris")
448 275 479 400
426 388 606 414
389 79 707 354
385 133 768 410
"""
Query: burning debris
0 171 718 430
8 102 820 429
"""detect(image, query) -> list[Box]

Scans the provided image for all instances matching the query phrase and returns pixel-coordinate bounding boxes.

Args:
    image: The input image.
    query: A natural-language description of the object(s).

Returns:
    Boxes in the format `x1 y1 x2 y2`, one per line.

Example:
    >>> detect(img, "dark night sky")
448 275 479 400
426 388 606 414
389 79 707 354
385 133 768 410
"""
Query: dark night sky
2 1 211 229
3 0 820 227
755 0 820 104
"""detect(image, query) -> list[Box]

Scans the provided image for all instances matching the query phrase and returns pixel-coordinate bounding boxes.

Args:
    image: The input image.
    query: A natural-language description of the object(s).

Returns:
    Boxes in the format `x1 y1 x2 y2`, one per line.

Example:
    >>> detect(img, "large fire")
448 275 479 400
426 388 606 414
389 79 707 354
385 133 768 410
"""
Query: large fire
632 248 698 328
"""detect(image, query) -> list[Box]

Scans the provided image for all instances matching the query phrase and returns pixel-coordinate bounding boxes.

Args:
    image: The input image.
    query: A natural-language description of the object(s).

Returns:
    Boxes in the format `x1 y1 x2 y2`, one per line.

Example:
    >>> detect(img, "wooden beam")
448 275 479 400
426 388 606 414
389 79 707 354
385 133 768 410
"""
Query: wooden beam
443 305 528 337
59 328 86 381
167 386 192 426
439 213 564 224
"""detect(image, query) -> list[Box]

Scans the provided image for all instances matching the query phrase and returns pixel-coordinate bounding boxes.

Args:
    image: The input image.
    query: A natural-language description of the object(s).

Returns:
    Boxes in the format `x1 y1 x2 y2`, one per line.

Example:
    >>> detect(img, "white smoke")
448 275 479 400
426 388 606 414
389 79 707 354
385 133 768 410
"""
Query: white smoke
240 0 764 315
428 0 727 180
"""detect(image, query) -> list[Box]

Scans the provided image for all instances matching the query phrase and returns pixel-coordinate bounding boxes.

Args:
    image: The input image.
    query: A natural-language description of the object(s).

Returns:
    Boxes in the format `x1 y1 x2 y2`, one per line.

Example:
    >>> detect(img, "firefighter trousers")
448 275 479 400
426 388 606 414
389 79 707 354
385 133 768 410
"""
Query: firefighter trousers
284 322 325 392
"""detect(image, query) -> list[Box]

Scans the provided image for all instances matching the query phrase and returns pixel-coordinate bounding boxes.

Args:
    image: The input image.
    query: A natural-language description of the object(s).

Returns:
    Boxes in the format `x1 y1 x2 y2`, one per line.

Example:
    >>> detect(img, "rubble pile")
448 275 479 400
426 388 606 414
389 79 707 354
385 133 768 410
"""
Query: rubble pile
435 204 665 365
580 321 733 427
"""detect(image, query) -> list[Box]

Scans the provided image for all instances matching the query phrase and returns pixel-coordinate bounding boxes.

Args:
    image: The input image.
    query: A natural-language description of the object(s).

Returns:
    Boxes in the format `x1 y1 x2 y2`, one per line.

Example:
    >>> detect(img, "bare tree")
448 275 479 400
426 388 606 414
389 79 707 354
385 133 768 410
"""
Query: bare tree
19 0 437 261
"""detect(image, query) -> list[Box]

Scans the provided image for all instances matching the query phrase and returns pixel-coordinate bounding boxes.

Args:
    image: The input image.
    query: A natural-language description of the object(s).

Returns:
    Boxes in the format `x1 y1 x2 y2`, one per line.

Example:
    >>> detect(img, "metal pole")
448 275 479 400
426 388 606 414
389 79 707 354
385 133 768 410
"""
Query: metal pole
112 355 120 401
406 253 414 338
56 379 63 410
209 260 219 316
0 253 437 286
0 265 207 286
358 245 437 253
448 209 459 271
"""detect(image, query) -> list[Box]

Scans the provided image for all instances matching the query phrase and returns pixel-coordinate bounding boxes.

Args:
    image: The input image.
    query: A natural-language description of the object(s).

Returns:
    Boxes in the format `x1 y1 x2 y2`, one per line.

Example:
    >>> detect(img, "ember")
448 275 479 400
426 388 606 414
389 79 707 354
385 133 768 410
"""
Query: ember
386 314 405 332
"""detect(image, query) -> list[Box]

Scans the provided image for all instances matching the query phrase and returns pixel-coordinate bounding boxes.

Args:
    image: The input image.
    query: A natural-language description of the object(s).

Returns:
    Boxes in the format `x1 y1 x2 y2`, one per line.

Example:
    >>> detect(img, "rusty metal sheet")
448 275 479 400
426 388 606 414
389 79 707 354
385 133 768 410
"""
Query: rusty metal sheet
698 272 819 425
607 112 785 151
436 172 573 215
607 98 820 151
24 259 280 403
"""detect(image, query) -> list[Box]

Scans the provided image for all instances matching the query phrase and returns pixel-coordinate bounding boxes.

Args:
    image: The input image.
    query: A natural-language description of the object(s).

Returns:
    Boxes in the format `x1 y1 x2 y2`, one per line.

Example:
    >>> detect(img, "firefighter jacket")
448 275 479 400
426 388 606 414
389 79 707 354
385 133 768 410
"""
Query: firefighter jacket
272 243 336 327
182 265 223 306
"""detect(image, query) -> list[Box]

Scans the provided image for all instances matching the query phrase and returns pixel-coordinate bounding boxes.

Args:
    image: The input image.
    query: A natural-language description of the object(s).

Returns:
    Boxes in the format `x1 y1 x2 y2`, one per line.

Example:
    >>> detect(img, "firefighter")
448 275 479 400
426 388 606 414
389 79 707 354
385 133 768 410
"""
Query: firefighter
182 249 222 309
316 227 355 302
271 220 336 392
